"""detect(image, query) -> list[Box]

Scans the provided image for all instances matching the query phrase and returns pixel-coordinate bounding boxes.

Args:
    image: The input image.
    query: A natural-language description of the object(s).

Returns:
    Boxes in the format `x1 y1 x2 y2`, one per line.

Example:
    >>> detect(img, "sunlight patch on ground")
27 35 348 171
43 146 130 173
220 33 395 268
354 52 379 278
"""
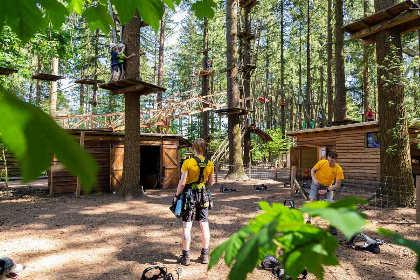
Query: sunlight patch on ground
0 237 57 254
27 247 114 273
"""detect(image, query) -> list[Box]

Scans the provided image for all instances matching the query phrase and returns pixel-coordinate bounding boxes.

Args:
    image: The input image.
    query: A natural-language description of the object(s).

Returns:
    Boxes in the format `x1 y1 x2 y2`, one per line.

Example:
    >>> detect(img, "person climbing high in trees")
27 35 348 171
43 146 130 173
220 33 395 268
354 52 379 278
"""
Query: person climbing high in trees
117 43 137 80
109 43 119 82
366 107 376 122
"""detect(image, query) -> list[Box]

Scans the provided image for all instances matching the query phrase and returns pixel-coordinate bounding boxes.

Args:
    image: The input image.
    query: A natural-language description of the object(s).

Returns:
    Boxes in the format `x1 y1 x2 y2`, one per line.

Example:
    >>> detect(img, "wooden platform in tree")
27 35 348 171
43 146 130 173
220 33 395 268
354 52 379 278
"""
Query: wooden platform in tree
239 0 258 8
74 79 104 85
99 78 166 96
32 73 64 81
240 64 257 72
214 107 250 116
0 66 18 76
239 31 255 40
198 70 214 77
344 0 420 45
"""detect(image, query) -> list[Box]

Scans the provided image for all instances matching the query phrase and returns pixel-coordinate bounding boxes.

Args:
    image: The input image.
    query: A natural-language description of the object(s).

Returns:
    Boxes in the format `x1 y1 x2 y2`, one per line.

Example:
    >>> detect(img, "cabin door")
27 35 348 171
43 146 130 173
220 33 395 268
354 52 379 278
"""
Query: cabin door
110 145 124 192
162 145 179 189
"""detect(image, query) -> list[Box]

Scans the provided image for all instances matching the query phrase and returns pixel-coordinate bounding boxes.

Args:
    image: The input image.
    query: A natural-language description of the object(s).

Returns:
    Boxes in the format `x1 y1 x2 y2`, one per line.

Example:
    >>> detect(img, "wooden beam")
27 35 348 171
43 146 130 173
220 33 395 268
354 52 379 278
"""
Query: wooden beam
403 47 417 57
349 10 420 41
76 131 85 198
111 84 145 95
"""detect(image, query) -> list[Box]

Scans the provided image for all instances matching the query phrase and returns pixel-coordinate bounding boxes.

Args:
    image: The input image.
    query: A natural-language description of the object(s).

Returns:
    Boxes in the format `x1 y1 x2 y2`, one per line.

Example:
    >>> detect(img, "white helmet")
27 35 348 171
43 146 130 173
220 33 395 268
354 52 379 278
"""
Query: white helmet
118 43 125 48
110 43 117 49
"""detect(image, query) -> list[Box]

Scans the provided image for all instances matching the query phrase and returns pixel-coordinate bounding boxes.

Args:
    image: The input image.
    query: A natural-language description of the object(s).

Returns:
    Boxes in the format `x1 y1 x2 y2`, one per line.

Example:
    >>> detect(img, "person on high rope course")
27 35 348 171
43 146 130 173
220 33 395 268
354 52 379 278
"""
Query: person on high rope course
173 138 215 266
366 107 376 122
109 43 119 82
117 43 137 80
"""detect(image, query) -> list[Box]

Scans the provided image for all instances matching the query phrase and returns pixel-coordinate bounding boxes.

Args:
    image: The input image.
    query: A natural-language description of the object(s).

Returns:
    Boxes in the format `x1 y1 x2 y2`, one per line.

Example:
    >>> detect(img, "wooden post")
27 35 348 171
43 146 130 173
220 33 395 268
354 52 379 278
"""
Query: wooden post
291 165 296 199
215 162 218 185
50 156 55 197
416 175 420 224
275 161 278 179
76 131 85 198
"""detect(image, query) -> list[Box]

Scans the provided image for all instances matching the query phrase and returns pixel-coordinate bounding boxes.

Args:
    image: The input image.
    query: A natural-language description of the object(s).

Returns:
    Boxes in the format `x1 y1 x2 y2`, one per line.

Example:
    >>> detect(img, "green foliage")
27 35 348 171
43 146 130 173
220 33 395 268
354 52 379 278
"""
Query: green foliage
0 87 98 190
84 3 113 34
191 0 217 19
378 228 420 275
251 128 291 162
0 0 216 43
209 197 367 280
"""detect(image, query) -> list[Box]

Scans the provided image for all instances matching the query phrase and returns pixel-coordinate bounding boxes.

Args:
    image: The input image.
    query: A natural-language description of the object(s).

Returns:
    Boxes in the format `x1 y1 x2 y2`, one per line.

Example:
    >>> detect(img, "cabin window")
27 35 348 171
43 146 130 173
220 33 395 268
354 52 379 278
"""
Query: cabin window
366 132 380 148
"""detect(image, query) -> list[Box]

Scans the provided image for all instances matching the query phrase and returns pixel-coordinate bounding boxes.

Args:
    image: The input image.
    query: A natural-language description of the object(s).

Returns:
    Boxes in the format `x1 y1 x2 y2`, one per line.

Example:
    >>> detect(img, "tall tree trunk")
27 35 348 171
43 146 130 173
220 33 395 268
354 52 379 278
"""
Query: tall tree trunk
92 28 100 115
36 53 42 105
50 57 59 116
374 0 414 207
298 23 303 130
121 11 143 196
319 64 324 126
335 0 346 121
363 0 370 122
202 17 209 144
265 53 270 130
108 0 117 43
226 0 246 179
280 0 285 137
243 4 252 165
157 7 166 132
79 68 84 114
327 0 333 125
306 0 311 125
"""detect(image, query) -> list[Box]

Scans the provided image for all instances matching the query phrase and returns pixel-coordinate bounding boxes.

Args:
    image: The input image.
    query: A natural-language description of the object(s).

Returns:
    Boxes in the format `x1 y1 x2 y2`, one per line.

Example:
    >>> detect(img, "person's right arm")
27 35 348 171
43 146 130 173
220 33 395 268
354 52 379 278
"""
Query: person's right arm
311 167 319 185
174 171 187 202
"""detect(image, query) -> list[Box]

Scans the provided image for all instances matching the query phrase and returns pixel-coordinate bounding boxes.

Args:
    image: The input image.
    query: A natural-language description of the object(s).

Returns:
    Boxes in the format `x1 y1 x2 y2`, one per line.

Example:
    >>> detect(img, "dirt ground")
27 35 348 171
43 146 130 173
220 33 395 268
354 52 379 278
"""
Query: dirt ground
1 177 419 280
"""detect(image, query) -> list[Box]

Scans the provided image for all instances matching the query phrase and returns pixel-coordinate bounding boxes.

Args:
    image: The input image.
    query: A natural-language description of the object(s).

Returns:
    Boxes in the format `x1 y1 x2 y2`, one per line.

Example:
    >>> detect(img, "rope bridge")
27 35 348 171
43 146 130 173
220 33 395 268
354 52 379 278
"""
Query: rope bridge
54 90 229 132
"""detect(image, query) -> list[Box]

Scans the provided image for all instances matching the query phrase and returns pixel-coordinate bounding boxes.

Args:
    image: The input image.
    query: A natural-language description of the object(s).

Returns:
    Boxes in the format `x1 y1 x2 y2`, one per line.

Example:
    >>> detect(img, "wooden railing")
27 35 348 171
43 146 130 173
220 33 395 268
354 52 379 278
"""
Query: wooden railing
54 91 228 132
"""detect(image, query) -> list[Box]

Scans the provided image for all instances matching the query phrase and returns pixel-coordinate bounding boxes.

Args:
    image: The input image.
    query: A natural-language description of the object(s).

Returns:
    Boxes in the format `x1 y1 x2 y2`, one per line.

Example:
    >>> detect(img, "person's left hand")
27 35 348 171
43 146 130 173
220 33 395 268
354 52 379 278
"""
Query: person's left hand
318 189 328 195
173 196 178 203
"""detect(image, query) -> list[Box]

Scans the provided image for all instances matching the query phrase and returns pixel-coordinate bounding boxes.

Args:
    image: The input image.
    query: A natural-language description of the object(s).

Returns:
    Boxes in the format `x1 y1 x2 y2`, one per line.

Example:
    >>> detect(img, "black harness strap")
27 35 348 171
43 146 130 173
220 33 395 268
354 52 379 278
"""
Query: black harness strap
193 156 208 183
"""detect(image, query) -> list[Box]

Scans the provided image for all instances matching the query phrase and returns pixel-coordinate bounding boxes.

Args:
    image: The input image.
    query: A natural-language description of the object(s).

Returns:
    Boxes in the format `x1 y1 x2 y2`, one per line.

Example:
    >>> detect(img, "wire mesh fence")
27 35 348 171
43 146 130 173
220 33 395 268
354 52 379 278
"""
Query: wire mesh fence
291 167 418 209
215 163 279 180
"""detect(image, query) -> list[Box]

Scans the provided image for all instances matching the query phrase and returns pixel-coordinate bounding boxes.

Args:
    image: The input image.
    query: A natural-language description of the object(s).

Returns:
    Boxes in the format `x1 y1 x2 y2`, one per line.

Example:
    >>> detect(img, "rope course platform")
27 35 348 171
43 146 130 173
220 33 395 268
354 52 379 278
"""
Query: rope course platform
344 0 420 45
75 79 104 85
0 66 18 76
239 0 258 8
214 107 250 116
31 73 64 81
198 70 214 77
99 78 166 96
239 31 255 40
240 64 257 72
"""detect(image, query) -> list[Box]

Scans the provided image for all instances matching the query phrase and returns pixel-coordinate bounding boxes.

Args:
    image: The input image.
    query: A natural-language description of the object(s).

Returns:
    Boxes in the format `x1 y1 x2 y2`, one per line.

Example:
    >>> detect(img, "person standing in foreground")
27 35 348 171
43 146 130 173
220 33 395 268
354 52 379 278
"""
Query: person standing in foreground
174 138 214 266
307 152 344 230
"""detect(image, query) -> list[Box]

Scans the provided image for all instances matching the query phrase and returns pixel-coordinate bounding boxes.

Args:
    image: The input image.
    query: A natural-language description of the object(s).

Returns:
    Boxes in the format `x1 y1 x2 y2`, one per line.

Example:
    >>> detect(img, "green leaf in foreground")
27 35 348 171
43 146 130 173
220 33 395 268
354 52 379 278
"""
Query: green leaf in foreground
301 197 368 239
191 0 217 19
0 89 98 191
84 3 114 34
279 225 339 279
378 228 420 274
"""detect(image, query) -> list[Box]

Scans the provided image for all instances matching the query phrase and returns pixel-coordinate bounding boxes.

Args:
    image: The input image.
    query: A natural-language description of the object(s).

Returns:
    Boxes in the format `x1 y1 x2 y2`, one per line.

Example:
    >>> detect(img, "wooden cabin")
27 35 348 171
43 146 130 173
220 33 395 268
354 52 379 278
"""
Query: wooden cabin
286 122 420 185
49 130 191 194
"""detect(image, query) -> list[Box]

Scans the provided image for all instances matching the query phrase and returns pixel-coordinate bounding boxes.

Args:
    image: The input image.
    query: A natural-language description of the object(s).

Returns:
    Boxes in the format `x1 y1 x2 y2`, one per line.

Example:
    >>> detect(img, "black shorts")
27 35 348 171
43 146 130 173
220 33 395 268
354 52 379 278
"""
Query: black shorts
182 189 209 222
111 64 119 71
118 63 125 72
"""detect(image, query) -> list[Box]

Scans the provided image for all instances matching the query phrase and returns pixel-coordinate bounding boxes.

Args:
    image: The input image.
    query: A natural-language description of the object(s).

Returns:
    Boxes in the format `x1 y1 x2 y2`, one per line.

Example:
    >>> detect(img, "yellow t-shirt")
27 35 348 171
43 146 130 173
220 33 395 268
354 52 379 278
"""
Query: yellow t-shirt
181 156 214 185
314 159 344 186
